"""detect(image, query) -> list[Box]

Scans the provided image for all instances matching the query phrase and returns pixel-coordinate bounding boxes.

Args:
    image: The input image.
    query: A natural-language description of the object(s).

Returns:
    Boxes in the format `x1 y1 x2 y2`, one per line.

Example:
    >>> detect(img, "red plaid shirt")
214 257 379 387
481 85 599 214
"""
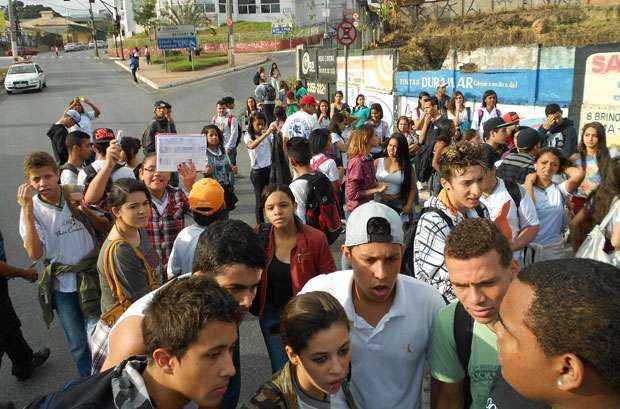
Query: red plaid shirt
146 186 190 279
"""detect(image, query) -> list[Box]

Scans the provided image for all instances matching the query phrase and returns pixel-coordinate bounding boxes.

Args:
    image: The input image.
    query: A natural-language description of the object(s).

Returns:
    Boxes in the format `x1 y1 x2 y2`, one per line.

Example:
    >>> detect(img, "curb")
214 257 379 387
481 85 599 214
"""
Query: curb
113 58 270 90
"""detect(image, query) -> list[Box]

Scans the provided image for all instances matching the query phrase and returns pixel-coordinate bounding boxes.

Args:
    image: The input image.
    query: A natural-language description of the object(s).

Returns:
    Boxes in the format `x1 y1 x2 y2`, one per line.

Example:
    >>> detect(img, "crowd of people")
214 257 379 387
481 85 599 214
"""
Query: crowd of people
0 70 618 409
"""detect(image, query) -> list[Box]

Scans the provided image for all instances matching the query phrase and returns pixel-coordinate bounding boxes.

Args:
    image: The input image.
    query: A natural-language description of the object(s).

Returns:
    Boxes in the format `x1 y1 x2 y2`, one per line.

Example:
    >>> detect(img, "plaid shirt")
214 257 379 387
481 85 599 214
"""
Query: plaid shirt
146 186 190 279
89 319 111 374
413 195 489 302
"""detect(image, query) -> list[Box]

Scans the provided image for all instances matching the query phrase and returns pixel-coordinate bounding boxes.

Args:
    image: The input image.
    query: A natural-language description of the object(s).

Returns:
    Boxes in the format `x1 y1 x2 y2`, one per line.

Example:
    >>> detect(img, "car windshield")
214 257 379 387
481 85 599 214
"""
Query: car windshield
9 65 36 74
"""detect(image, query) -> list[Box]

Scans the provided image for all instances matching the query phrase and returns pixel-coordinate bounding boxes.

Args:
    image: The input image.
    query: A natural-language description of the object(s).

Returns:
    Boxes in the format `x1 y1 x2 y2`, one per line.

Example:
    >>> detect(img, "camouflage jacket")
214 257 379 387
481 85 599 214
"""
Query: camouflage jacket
241 362 357 409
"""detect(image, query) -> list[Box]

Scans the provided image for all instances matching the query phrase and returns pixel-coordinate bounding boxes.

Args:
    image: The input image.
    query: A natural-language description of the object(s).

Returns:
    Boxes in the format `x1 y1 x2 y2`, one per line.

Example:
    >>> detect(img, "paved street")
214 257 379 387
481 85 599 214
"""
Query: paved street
0 49 295 406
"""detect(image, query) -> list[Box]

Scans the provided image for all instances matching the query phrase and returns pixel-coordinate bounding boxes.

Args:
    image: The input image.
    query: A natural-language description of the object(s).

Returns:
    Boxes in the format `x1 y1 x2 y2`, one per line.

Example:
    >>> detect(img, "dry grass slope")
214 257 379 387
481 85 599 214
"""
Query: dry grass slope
380 4 620 70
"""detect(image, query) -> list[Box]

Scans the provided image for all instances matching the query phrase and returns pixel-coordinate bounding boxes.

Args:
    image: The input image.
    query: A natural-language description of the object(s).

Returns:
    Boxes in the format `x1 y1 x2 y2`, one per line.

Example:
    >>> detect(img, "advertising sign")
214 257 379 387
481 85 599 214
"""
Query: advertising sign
317 49 337 82
156 25 197 50
300 48 318 80
272 22 292 35
337 52 395 93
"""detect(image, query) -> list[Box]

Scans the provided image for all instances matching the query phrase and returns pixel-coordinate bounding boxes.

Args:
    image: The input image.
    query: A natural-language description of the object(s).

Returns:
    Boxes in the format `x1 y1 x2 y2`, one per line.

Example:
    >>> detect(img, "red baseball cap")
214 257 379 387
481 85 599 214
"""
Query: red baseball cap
93 128 115 144
300 95 317 106
502 112 523 124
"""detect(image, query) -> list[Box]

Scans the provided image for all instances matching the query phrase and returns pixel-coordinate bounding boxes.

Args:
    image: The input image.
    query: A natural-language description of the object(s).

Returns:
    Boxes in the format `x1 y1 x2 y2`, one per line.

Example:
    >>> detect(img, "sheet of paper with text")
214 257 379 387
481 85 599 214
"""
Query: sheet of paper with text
156 134 207 172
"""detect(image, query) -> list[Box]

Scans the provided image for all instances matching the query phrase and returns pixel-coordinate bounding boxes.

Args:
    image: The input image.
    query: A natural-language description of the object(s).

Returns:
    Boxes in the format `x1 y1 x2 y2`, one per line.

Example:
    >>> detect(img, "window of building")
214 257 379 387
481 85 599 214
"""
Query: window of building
219 0 226 13
260 0 280 13
238 0 257 14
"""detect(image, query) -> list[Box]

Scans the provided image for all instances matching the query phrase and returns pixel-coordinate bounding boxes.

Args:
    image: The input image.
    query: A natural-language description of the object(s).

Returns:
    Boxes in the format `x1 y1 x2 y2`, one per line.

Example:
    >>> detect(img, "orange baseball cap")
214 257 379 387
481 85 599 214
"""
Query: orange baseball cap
188 178 225 214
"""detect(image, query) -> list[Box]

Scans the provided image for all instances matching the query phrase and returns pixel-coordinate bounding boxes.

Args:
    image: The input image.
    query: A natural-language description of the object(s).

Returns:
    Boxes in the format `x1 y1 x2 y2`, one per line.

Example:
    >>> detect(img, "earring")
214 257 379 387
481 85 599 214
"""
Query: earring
556 378 564 387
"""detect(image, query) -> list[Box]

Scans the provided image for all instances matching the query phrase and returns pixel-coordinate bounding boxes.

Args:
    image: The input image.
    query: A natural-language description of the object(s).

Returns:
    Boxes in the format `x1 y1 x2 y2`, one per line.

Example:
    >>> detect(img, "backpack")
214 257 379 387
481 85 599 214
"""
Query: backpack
401 205 485 277
414 140 437 183
477 108 501 129
264 84 277 102
59 163 80 177
454 301 475 409
299 173 342 244
401 206 454 276
253 71 261 85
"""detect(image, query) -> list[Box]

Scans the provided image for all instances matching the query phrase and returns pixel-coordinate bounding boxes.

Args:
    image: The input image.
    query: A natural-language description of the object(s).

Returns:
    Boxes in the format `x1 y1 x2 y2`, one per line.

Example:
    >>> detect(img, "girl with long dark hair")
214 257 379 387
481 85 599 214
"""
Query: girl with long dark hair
448 91 472 135
244 111 276 224
374 134 416 215
473 89 501 131
255 185 336 373
366 103 390 158
317 99 330 128
269 106 293 185
569 121 609 215
244 291 356 408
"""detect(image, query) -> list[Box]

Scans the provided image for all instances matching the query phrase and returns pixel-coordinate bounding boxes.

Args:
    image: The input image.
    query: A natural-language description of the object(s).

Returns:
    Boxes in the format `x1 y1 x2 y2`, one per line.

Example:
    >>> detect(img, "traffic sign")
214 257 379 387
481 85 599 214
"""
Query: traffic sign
156 25 197 49
336 20 357 46
227 18 233 27
272 22 292 36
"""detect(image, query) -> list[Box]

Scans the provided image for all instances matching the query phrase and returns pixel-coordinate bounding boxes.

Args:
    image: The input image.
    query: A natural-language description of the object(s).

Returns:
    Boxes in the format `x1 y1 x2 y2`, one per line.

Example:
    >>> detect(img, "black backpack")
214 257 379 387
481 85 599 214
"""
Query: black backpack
414 140 437 183
401 205 485 277
454 301 475 409
504 180 522 210
299 173 342 244
264 84 277 102
59 163 80 177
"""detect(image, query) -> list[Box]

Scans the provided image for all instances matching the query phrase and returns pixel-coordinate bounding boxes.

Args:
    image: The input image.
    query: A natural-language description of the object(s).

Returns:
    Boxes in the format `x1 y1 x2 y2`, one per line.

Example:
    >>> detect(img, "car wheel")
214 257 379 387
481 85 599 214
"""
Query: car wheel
6 90 12 95
43 82 47 88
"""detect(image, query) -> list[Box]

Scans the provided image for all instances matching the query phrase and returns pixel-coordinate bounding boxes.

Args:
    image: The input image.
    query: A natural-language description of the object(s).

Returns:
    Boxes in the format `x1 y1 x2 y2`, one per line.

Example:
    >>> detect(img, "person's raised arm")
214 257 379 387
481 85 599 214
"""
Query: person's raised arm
17 183 44 260
83 98 101 118
246 123 276 150
84 141 122 205
564 166 586 194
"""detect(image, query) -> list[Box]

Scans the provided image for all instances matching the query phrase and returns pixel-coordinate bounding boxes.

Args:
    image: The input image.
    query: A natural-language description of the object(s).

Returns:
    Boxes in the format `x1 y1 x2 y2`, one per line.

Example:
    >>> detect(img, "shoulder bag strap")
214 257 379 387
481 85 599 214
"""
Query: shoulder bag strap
131 245 158 290
103 239 130 305
454 301 474 408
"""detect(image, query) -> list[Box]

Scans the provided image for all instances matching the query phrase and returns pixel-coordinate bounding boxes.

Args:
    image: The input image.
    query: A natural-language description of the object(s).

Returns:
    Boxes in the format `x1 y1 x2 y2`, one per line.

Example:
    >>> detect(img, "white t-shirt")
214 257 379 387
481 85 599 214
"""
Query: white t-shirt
166 224 207 279
19 195 95 292
447 107 471 125
310 154 339 182
532 181 570 246
69 109 96 138
480 179 539 263
212 114 239 150
60 166 82 186
300 270 444 409
472 107 501 131
243 132 272 169
282 110 319 140
76 160 136 186
290 176 311 223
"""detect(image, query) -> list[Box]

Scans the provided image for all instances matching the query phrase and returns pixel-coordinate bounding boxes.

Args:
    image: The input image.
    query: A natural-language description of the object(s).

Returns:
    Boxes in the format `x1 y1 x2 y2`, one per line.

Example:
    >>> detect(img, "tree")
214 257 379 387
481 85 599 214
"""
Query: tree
13 2 61 20
133 0 157 35
160 0 216 33
0 10 6 31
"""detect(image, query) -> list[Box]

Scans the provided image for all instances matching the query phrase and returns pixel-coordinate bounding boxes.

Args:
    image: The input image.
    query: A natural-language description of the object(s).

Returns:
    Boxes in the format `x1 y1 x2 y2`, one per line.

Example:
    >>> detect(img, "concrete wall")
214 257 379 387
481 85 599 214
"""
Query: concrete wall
419 0 583 20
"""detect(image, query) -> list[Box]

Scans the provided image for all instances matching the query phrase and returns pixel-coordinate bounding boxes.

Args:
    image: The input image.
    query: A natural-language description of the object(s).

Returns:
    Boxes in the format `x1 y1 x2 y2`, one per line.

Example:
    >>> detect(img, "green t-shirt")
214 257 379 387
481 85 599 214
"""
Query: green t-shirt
429 302 500 409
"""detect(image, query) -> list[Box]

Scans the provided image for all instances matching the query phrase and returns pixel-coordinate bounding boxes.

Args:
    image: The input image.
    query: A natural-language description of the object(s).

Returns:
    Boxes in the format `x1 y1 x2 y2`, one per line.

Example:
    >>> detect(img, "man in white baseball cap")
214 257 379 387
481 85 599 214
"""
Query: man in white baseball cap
300 201 444 409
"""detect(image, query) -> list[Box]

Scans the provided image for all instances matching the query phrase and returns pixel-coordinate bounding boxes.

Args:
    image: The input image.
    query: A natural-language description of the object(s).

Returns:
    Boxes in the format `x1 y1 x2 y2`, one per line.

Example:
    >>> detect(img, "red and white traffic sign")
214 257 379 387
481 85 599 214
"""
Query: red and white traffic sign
336 20 357 46
227 18 233 27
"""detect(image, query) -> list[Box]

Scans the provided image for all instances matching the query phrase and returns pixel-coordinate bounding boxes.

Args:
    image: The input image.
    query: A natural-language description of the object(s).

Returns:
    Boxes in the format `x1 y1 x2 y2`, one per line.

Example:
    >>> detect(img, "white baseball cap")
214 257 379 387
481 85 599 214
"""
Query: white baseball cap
65 109 81 123
344 201 404 247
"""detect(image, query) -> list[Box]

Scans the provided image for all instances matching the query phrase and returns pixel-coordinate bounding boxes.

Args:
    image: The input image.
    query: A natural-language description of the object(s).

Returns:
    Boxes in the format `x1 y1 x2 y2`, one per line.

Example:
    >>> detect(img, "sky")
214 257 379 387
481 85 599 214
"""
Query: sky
0 0 108 17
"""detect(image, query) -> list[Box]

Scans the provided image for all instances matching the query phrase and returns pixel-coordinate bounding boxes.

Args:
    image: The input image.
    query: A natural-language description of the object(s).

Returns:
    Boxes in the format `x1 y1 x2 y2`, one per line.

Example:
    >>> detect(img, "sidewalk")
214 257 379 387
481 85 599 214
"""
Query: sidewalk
113 53 269 89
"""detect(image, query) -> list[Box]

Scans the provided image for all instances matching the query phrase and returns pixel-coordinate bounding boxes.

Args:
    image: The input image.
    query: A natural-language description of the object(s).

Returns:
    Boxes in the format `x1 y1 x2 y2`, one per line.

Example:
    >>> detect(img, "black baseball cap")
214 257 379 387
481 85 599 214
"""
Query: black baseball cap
515 127 542 150
483 117 507 141
154 100 171 109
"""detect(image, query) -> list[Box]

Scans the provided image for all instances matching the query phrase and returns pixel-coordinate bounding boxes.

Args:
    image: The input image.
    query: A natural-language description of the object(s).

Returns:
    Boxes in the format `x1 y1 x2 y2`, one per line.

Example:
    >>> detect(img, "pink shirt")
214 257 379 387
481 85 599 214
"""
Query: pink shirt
345 155 377 213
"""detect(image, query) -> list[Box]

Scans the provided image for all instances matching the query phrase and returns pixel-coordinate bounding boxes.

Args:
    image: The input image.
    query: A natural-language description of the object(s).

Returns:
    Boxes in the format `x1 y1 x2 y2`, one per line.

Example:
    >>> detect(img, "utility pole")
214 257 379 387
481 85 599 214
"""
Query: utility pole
88 0 100 57
7 0 20 61
226 0 234 66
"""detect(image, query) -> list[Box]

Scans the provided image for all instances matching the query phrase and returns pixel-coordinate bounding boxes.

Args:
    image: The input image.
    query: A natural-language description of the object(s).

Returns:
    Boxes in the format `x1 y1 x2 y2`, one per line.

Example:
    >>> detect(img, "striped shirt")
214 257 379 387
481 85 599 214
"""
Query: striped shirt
496 152 536 185
413 196 489 301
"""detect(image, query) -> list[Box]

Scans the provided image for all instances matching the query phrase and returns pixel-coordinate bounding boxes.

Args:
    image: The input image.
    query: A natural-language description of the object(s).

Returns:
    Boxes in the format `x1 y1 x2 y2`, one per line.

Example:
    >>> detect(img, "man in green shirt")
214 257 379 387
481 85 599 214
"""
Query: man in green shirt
429 218 519 409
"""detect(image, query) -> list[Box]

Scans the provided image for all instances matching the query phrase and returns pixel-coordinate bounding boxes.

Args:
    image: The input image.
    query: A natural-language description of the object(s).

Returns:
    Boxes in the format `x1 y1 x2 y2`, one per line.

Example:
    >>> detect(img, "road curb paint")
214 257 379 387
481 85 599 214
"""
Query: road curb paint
113 58 270 90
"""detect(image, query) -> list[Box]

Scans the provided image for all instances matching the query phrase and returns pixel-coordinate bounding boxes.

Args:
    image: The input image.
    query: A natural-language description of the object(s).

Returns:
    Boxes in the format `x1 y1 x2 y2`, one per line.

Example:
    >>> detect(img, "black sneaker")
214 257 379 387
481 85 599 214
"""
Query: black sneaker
15 348 50 381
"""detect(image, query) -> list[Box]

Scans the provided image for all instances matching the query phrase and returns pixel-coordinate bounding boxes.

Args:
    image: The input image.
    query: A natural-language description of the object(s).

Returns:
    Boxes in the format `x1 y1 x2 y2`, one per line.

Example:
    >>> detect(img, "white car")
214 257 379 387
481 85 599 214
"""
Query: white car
4 62 46 94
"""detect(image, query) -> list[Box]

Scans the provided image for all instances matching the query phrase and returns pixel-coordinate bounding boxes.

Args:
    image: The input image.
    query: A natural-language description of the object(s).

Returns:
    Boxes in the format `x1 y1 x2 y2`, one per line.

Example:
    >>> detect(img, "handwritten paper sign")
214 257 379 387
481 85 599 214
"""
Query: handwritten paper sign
156 134 206 172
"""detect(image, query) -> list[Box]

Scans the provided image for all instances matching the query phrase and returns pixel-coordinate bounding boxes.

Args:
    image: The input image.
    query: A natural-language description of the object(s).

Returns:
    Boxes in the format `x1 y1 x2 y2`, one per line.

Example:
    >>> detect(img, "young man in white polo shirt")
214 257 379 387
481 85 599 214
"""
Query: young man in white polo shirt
300 201 444 409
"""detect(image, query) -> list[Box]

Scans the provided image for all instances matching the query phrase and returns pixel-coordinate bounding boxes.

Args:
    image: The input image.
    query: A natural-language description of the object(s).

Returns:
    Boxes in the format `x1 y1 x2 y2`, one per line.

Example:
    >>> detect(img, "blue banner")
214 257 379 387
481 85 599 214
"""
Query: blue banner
395 69 574 106
157 37 197 50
